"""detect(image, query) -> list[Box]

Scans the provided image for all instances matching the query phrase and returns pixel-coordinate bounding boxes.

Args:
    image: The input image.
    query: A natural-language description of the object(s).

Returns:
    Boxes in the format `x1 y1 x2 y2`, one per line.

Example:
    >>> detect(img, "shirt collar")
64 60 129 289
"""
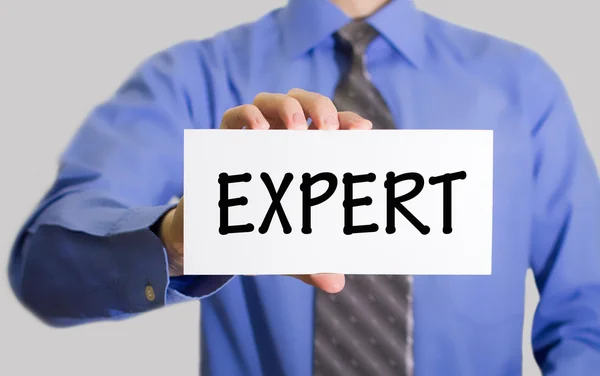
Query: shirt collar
278 0 426 67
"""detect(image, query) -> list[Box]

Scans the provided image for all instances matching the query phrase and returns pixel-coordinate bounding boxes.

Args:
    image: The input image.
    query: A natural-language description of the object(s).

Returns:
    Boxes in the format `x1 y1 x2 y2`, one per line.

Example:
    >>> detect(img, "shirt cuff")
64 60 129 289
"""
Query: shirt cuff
113 205 235 304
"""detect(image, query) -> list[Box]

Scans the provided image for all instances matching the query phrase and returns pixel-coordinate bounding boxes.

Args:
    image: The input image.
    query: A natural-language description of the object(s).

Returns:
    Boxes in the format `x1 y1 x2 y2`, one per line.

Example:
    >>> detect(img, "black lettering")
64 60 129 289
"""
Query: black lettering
300 172 338 234
429 171 467 234
218 172 254 235
384 172 430 235
342 173 378 235
258 172 293 234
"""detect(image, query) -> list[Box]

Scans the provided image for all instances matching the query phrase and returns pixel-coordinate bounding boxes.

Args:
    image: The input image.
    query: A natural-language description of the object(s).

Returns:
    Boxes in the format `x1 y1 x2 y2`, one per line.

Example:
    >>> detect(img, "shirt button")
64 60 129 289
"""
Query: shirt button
145 285 156 302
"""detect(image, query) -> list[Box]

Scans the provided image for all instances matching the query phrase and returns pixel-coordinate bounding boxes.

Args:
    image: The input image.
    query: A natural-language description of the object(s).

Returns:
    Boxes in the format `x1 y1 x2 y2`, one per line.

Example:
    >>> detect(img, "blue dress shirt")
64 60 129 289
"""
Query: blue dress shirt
8 0 600 375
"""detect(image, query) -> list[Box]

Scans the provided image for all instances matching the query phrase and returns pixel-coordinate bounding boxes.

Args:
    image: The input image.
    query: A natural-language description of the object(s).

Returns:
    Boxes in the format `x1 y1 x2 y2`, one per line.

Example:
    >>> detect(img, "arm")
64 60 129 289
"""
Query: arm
8 42 232 327
525 54 600 374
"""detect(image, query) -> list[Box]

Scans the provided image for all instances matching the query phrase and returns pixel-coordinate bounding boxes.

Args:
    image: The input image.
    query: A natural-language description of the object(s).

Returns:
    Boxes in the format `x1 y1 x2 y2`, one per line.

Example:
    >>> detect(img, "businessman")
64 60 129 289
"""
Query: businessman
8 0 600 375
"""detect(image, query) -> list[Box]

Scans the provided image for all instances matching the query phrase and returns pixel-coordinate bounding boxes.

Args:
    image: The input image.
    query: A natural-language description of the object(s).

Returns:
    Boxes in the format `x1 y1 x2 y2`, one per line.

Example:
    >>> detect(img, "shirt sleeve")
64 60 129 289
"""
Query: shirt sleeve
8 42 233 327
524 53 600 374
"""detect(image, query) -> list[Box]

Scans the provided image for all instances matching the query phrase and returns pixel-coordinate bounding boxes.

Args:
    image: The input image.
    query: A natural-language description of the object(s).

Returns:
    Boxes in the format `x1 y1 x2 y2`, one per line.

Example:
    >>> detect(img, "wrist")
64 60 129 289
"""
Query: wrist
159 208 176 252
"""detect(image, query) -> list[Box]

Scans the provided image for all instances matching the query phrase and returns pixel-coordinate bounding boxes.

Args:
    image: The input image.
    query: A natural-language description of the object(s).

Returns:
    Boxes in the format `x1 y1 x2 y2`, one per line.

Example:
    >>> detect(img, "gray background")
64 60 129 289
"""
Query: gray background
0 1 598 375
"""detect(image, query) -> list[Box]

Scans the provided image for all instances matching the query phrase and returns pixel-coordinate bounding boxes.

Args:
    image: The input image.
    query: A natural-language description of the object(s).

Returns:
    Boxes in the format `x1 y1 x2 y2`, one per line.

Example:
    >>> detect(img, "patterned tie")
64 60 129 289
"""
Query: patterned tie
312 21 414 376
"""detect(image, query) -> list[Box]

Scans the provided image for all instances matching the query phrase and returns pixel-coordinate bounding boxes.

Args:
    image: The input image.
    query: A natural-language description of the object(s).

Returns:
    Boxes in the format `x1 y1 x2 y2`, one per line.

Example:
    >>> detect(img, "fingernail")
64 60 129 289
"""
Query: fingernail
323 114 339 129
255 117 269 129
330 277 345 292
355 120 372 130
331 281 344 293
292 112 307 128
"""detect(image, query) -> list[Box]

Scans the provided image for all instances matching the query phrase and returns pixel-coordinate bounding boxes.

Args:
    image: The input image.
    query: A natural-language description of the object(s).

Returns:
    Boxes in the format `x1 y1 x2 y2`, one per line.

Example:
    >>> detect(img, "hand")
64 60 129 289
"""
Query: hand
220 88 373 131
160 89 372 293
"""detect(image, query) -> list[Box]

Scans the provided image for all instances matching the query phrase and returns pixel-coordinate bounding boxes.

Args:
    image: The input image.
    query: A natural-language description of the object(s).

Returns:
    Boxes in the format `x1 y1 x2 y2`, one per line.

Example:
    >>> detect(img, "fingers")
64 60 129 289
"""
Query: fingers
292 273 346 294
253 93 308 130
287 88 339 130
337 111 373 130
221 104 270 130
220 90 373 131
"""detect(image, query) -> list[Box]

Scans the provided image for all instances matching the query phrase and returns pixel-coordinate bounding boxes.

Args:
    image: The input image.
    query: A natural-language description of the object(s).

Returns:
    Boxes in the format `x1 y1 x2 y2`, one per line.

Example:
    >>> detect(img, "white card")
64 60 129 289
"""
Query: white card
183 129 493 275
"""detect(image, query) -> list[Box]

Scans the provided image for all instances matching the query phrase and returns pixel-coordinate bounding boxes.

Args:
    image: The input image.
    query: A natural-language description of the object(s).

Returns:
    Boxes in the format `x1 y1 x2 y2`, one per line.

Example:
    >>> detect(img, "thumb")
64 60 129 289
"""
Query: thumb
291 273 345 294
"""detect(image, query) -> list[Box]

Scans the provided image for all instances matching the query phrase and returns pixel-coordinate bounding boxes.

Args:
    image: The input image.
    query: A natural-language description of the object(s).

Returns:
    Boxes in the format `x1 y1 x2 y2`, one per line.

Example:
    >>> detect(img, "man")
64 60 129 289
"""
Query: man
8 0 600 375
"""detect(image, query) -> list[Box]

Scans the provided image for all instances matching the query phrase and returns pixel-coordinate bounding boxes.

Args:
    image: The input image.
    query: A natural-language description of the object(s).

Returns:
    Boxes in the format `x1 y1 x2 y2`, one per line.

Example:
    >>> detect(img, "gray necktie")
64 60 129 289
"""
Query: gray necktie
312 21 414 376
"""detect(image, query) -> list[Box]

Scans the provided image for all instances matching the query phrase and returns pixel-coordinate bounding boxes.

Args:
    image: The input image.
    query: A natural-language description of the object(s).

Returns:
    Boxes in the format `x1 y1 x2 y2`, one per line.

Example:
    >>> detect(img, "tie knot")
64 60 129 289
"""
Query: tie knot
335 21 379 54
